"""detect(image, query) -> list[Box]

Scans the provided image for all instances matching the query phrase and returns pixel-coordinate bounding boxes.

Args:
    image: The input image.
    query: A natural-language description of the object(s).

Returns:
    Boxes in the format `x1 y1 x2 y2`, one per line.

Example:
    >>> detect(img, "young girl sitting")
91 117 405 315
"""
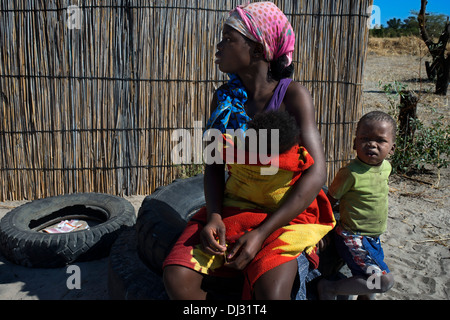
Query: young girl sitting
163 2 333 300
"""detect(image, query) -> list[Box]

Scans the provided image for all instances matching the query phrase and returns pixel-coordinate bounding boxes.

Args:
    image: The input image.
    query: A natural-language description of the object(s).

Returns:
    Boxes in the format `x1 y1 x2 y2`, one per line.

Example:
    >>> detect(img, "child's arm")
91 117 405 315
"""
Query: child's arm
326 191 338 208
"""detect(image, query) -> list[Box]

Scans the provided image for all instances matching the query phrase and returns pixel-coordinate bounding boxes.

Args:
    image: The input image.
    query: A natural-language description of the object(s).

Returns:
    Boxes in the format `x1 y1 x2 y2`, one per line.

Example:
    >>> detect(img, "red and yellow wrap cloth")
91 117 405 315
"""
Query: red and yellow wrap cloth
163 138 335 299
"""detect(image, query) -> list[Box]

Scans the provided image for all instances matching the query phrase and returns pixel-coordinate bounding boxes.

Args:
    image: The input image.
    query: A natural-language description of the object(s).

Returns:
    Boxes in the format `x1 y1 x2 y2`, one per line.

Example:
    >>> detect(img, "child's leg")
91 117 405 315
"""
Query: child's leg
253 259 298 299
163 265 207 300
318 227 394 300
318 272 394 300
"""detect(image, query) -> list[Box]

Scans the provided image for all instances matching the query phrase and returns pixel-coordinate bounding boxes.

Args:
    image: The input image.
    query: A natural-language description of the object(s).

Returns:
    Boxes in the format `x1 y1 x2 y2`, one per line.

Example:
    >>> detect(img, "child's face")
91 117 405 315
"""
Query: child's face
353 120 395 166
215 25 253 74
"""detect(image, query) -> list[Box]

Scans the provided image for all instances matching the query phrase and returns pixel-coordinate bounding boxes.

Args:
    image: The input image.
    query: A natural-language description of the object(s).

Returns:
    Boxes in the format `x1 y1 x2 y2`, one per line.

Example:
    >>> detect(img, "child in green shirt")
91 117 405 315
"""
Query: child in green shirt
318 111 396 300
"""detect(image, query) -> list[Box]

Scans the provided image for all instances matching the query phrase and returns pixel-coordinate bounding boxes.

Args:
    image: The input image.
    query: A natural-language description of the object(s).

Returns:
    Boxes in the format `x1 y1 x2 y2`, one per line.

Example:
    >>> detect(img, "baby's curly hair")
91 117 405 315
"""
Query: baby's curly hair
247 110 299 154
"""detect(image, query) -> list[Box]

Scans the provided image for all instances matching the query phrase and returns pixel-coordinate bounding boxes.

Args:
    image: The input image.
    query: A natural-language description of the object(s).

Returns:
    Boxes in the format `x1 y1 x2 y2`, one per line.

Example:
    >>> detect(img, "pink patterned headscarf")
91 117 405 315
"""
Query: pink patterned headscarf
225 1 295 67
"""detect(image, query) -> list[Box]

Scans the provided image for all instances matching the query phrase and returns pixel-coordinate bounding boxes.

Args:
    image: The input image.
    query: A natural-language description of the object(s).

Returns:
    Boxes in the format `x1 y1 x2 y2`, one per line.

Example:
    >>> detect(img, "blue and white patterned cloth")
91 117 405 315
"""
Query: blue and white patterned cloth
205 73 252 133
334 225 390 277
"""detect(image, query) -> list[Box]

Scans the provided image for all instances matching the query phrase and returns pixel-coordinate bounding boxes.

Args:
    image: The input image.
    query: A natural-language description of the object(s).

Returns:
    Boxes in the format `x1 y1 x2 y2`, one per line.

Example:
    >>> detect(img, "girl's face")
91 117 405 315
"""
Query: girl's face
353 120 396 166
215 25 254 73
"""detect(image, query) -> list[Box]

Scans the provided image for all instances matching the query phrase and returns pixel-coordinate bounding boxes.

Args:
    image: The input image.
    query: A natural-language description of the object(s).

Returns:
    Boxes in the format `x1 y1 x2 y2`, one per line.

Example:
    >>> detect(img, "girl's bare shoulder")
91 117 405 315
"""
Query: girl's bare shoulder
284 81 314 113
285 81 312 100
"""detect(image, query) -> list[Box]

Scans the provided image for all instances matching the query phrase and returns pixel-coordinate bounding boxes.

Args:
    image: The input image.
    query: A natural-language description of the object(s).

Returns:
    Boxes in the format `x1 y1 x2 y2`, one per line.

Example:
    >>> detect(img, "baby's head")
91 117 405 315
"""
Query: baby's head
247 110 299 155
354 111 396 166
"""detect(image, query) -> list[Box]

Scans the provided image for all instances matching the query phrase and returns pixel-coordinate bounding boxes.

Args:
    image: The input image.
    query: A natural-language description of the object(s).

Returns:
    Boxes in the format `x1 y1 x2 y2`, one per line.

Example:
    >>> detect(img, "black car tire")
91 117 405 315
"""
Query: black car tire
108 226 168 300
0 193 135 268
136 174 206 274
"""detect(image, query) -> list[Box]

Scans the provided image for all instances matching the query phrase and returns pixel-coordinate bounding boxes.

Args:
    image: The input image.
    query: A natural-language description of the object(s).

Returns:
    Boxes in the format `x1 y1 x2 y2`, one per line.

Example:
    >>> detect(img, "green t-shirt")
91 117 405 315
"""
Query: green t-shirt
328 157 391 236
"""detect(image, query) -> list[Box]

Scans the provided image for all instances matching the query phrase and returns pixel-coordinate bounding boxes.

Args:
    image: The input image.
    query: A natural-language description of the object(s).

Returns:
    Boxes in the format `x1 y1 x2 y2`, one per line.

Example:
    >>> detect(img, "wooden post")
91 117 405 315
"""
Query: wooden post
398 91 418 141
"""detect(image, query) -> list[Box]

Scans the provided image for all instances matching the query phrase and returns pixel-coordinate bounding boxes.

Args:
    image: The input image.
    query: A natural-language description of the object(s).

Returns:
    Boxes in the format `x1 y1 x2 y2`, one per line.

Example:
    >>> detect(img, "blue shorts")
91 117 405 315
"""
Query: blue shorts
334 225 390 277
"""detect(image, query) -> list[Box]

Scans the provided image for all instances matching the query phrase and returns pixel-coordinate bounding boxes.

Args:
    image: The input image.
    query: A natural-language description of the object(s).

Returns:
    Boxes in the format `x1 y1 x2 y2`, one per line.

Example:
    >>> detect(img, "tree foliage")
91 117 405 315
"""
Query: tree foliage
370 11 448 38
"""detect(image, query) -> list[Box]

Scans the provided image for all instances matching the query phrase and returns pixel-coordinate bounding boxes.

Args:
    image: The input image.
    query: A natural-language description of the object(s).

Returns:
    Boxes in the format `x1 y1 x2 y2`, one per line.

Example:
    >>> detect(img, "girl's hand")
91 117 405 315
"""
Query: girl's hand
200 213 227 255
224 229 266 270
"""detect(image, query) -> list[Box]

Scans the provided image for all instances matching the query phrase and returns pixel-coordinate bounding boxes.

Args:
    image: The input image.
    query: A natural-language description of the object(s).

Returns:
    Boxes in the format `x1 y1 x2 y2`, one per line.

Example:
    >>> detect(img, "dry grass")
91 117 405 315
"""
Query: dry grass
368 36 428 56
368 36 450 56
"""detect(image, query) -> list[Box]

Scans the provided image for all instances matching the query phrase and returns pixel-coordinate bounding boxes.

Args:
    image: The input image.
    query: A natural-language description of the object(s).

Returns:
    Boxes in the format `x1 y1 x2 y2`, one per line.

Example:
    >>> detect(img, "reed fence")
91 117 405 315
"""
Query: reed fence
0 0 373 201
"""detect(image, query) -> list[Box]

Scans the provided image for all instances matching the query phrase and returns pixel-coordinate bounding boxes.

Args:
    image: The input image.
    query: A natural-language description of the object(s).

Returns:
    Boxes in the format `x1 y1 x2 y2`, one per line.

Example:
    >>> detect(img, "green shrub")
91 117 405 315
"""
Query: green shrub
380 81 450 176
391 116 450 173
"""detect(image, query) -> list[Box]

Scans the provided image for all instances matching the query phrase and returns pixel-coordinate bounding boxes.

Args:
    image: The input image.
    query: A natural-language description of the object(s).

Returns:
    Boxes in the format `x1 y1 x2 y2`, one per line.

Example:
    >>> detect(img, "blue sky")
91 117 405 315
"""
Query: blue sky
373 0 450 26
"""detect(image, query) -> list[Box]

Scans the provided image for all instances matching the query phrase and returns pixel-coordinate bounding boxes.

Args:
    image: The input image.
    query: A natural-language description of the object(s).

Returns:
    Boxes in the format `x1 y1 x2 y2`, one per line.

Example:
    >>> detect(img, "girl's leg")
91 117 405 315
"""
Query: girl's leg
253 259 298 300
163 265 207 300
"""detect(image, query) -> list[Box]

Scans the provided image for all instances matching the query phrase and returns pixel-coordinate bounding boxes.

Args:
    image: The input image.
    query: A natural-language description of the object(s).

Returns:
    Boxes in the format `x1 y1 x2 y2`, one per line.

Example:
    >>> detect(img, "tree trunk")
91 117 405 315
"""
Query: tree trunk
398 91 418 141
425 60 437 80
435 55 450 95
418 0 449 95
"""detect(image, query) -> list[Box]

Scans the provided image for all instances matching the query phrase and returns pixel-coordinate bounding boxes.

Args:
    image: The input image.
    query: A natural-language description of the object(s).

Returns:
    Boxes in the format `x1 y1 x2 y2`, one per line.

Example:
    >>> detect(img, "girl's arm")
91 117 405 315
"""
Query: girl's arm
200 90 227 255
226 82 327 269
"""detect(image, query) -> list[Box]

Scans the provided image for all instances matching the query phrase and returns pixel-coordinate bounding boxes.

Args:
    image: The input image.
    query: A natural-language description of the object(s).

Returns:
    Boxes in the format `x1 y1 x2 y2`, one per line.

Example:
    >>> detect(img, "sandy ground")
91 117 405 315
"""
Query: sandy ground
362 52 450 300
0 53 449 300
